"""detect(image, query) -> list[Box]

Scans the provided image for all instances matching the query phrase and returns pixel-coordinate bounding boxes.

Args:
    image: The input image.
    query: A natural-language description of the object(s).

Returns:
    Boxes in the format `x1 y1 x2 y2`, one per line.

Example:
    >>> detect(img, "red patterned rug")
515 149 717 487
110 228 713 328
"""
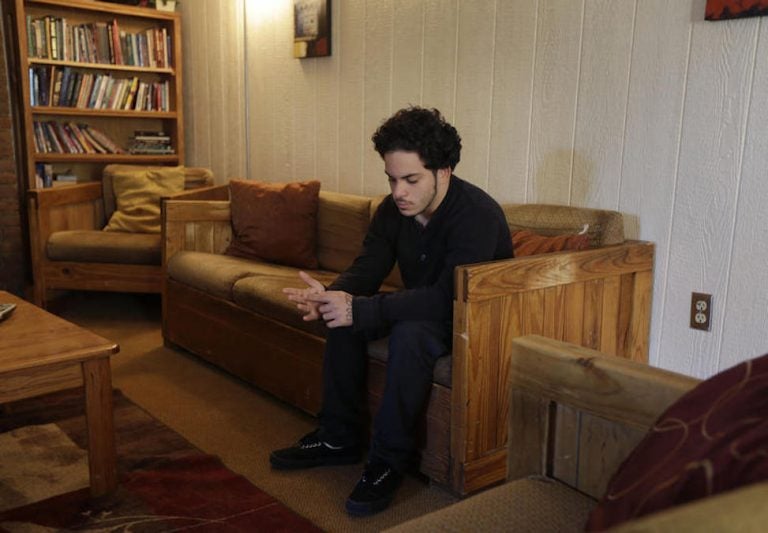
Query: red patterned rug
0 388 321 532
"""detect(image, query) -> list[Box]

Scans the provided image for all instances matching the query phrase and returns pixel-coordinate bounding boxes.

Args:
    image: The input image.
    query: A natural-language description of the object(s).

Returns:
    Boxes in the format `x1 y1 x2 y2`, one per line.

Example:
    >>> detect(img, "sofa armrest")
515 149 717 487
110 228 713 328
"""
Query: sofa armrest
507 335 698 498
456 241 654 300
450 241 656 494
162 197 232 265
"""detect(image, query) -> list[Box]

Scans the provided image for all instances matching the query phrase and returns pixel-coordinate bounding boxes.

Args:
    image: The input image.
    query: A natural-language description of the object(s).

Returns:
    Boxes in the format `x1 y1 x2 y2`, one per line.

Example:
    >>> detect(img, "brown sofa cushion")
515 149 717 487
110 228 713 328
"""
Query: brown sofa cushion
232 270 340 338
168 251 279 300
586 352 768 531
226 179 321 269
47 230 161 265
512 229 590 256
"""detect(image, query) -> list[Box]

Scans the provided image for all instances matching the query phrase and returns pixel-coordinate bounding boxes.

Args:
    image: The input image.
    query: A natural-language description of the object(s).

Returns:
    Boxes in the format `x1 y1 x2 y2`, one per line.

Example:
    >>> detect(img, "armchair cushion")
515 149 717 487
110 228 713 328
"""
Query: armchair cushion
225 179 321 269
586 352 768 530
47 230 161 264
103 166 184 233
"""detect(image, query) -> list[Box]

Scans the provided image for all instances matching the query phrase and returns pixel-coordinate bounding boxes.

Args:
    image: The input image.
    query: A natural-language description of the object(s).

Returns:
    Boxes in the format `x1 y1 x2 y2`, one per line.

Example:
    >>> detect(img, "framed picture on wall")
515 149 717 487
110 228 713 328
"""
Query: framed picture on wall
706 0 768 20
294 0 331 58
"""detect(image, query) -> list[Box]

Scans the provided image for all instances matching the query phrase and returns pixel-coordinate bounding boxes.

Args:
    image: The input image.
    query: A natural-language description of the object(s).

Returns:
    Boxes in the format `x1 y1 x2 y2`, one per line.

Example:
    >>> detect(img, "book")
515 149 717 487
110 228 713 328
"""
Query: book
57 67 72 107
123 76 139 110
78 125 108 154
83 125 124 154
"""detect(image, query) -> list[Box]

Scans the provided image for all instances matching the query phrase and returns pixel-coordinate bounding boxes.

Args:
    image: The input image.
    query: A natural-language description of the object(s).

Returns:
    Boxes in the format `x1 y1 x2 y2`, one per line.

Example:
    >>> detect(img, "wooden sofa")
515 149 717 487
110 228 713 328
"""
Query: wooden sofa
161 185 654 495
388 335 768 532
26 165 212 307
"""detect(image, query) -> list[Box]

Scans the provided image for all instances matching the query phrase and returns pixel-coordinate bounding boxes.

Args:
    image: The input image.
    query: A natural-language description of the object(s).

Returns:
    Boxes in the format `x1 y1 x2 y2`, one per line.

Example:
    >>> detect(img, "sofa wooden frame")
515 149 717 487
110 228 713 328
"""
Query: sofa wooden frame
161 187 655 496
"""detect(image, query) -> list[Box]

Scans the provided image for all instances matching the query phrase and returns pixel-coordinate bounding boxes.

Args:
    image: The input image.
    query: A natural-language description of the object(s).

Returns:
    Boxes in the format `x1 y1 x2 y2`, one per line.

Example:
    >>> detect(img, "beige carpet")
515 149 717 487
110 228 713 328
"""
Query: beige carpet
48 291 457 532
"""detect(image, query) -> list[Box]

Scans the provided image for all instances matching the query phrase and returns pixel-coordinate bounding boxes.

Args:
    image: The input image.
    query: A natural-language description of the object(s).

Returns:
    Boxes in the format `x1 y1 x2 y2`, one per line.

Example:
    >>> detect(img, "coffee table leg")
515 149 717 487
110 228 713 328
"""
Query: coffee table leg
83 358 117 497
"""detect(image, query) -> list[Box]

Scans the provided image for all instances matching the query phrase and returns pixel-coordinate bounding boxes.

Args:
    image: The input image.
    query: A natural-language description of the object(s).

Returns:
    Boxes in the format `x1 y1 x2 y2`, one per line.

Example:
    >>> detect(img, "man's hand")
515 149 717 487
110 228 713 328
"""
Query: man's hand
283 271 326 321
304 291 353 328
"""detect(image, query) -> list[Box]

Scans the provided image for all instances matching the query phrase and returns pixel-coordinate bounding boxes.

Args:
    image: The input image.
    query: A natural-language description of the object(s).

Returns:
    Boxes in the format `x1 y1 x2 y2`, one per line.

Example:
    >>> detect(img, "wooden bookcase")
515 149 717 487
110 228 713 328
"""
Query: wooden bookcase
13 0 183 188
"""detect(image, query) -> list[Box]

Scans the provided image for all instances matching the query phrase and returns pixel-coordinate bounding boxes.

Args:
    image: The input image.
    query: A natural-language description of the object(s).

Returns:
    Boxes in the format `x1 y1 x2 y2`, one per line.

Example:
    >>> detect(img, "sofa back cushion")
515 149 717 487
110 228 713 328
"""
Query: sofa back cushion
316 191 372 273
503 204 624 247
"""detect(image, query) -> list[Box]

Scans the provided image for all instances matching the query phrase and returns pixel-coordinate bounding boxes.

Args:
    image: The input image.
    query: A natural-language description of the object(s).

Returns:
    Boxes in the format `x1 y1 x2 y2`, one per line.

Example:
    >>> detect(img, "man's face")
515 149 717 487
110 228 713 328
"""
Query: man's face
384 150 450 224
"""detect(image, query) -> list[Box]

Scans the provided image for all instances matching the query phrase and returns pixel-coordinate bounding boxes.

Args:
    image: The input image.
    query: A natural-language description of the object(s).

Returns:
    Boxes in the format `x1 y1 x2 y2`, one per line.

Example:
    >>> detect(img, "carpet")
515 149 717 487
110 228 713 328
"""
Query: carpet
0 388 321 532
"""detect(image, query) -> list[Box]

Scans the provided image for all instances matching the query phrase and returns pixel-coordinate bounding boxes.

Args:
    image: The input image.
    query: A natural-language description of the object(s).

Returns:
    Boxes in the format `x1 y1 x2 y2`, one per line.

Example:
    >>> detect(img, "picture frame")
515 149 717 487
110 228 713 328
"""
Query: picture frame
293 0 331 58
706 0 768 20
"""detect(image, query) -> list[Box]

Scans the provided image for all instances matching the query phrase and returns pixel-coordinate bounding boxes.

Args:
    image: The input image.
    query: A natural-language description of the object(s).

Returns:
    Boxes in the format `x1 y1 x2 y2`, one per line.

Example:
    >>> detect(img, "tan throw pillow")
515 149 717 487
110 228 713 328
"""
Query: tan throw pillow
511 229 590 257
225 179 321 269
103 166 184 233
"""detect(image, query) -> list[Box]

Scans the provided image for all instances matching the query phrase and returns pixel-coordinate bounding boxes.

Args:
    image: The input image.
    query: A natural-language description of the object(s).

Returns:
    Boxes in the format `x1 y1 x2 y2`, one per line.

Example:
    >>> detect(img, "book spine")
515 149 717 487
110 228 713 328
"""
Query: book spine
44 121 64 153
78 124 108 154
84 125 124 154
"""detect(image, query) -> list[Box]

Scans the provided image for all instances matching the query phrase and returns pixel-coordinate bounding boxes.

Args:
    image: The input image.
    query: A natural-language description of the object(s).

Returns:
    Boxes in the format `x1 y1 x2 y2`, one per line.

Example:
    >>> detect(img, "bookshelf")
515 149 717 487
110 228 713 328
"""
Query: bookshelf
13 0 183 188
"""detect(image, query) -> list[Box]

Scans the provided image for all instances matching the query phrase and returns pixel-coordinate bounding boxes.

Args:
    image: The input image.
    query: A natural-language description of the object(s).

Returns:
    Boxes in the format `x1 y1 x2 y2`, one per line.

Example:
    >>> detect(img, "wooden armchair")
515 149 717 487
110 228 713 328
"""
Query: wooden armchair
27 165 214 307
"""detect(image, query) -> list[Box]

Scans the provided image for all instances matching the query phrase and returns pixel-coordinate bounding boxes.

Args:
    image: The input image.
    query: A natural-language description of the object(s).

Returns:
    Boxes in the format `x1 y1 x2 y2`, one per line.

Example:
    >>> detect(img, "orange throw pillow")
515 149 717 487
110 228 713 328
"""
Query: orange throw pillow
225 179 320 269
511 229 590 257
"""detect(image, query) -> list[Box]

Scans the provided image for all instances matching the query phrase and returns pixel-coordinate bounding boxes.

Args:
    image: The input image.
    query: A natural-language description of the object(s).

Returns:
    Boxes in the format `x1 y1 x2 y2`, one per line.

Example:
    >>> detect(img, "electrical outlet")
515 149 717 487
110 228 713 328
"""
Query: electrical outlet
690 292 712 331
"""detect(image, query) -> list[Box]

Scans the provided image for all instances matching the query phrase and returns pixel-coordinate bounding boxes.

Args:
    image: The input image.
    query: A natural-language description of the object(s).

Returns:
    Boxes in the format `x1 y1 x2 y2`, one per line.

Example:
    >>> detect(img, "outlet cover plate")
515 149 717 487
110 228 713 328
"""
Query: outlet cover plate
690 292 712 331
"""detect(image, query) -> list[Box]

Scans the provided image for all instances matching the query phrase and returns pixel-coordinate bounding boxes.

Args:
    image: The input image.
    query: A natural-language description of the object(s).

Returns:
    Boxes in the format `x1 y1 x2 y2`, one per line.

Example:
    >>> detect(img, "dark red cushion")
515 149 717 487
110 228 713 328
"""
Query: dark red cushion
225 179 320 269
511 229 590 256
586 353 768 530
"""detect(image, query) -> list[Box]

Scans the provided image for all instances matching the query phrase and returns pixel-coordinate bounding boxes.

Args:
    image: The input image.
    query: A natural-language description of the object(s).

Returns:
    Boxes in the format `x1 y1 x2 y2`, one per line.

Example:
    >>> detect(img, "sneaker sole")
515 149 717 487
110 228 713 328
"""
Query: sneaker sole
345 496 394 517
269 453 361 470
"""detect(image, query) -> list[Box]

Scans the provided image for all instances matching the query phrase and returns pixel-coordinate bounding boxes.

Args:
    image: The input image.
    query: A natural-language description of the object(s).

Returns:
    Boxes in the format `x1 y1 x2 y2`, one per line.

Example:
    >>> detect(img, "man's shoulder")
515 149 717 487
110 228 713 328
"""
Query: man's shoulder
450 175 505 213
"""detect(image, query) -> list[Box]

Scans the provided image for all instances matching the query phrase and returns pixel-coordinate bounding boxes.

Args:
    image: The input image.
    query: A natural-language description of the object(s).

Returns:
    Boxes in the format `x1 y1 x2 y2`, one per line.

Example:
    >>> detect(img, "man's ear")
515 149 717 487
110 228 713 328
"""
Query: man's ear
437 167 452 181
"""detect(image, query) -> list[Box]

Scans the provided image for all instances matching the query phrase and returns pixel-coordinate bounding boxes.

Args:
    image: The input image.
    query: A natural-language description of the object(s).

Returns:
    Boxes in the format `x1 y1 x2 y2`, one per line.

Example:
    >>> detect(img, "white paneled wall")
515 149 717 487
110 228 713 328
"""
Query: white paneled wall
181 0 768 378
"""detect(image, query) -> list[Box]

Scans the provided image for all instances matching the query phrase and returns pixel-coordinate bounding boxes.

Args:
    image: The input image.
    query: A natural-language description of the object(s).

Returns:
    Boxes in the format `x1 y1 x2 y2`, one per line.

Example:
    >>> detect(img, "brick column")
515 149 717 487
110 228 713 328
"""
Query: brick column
0 6 29 297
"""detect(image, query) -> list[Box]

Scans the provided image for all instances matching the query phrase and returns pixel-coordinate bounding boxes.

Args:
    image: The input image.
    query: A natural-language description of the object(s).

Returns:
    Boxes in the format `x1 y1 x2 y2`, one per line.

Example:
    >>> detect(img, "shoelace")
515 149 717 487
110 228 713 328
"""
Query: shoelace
363 467 391 486
299 436 344 450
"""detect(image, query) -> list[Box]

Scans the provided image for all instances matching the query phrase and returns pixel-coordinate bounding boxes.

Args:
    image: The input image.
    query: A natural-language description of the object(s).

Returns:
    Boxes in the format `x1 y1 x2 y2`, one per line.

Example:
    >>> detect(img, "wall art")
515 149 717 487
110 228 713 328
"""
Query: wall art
294 0 331 58
706 0 768 20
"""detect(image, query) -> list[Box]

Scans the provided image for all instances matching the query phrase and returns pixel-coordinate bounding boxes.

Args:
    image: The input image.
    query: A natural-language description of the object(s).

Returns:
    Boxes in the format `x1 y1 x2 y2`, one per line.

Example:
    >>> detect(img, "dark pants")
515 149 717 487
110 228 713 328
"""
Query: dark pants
318 320 450 473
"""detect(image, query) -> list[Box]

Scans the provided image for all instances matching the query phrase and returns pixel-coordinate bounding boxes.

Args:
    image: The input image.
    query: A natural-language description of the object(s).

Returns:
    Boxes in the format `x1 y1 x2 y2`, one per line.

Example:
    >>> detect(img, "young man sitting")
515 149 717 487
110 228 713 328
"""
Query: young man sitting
271 106 513 516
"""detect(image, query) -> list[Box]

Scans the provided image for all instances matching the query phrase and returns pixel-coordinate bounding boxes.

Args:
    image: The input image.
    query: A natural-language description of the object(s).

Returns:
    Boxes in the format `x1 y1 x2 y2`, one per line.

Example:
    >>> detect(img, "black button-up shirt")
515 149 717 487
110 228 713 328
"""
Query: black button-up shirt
329 175 513 332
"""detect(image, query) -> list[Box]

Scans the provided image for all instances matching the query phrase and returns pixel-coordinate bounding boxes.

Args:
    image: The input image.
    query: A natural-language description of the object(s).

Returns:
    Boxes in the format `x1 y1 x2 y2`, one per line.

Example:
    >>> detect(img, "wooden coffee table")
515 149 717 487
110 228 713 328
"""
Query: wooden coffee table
0 291 119 497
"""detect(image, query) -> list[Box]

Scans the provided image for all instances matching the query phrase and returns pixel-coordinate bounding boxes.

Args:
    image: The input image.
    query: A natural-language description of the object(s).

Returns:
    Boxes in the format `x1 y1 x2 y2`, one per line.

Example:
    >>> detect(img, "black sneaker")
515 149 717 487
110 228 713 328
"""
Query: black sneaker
345 461 403 517
270 429 361 470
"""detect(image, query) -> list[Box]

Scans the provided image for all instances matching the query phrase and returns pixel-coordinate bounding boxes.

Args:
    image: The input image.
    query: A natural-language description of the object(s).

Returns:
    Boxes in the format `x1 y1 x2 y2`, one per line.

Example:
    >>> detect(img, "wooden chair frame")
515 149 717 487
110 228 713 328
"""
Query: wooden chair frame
27 175 216 308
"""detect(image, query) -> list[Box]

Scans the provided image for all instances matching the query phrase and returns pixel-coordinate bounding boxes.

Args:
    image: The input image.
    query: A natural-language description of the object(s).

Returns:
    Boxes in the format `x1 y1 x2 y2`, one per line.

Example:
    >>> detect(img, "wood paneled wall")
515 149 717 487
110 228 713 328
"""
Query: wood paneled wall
179 0 768 379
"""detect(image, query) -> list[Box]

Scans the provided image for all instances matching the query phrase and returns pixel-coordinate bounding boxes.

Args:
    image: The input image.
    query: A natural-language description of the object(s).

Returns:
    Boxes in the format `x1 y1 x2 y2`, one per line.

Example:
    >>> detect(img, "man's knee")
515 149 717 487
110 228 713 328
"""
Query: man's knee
388 321 449 364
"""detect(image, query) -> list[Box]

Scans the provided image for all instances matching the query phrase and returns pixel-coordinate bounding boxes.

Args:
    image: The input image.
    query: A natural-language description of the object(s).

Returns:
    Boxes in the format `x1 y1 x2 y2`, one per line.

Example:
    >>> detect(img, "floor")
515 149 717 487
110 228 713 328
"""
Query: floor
50 291 457 533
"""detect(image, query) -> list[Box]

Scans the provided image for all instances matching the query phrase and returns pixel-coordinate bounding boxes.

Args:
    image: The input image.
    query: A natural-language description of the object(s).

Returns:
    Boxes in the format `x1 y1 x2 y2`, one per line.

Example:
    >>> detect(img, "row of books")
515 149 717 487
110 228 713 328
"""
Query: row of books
26 15 172 69
29 66 170 112
128 130 174 155
33 121 125 155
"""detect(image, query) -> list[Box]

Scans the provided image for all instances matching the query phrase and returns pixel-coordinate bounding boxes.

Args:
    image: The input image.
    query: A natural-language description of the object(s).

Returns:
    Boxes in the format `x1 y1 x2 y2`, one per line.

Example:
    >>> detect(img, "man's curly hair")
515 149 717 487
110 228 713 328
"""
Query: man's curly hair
372 107 461 171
